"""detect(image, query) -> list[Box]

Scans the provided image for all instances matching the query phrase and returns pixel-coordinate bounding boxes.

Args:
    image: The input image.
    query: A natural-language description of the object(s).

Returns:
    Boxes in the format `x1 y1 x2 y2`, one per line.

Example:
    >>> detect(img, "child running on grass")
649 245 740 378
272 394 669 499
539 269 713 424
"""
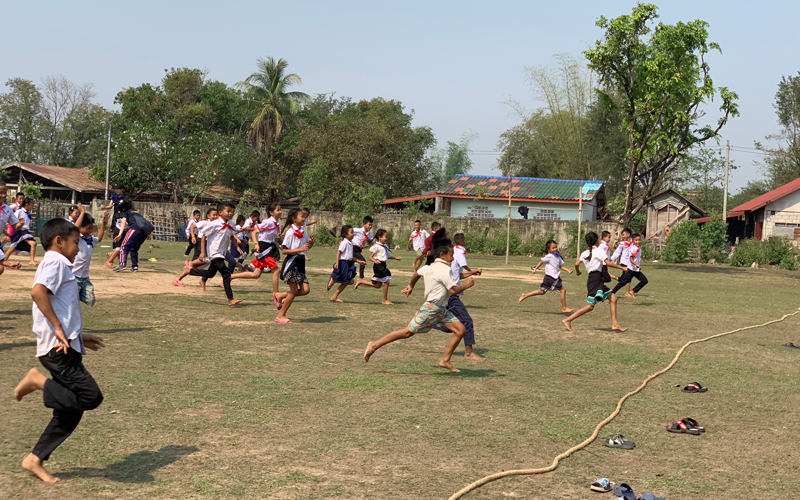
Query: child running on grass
273 208 315 324
328 225 366 302
611 233 648 299
519 239 574 312
184 208 218 269
6 197 38 266
363 235 473 373
13 218 105 484
184 210 202 257
351 216 374 279
406 220 429 271
562 231 627 333
230 203 282 302
354 229 402 304
71 205 109 307
423 221 442 266
610 227 634 297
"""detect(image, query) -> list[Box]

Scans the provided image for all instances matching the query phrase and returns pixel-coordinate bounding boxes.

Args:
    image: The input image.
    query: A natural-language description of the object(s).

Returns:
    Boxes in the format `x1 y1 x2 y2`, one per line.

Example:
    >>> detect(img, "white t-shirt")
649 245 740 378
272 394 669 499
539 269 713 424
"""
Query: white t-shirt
451 245 468 293
369 243 391 263
627 244 642 272
352 227 373 249
409 229 429 251
15 208 31 230
541 252 564 279
611 241 631 266
256 217 280 243
185 218 198 237
416 259 456 307
200 217 237 260
598 241 610 256
32 251 84 356
72 235 99 279
0 204 19 227
580 247 608 273
338 239 354 261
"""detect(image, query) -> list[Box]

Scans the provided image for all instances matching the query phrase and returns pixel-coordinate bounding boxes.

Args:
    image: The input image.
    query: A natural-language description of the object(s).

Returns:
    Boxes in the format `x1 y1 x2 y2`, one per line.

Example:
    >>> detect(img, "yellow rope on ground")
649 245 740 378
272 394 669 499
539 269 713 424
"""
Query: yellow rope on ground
448 310 800 500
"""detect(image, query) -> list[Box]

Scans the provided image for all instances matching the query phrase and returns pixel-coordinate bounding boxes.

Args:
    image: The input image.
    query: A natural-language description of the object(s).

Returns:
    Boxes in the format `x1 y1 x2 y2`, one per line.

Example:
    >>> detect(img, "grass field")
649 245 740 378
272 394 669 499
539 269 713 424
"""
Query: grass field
1 240 799 499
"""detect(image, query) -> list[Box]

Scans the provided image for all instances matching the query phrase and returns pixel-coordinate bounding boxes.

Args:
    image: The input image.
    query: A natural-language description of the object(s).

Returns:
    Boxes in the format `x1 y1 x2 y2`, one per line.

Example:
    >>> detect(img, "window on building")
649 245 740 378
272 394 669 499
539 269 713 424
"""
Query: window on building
467 206 494 219
534 209 561 221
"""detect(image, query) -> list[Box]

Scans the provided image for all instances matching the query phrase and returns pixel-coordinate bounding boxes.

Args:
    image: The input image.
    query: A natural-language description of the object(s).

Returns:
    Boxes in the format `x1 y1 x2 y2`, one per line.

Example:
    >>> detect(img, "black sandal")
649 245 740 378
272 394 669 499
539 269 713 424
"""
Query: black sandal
682 417 705 433
682 382 708 393
603 434 635 449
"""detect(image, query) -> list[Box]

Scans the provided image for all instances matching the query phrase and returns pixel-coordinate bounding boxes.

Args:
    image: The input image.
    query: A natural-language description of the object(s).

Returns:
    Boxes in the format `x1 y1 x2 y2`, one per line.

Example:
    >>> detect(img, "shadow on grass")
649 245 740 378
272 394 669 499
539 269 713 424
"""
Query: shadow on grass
60 445 199 483
678 266 747 275
0 340 37 352
439 368 502 378
0 309 29 316
85 327 149 334
302 316 346 323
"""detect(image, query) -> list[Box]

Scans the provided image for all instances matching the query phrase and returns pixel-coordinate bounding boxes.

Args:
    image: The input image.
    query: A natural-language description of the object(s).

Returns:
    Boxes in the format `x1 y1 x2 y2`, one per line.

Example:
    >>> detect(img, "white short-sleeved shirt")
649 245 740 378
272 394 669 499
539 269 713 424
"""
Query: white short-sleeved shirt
338 239 354 261
369 243 390 263
200 218 237 259
0 204 19 227
66 216 75 224
409 229 429 251
627 244 642 272
282 225 309 254
14 208 31 230
541 252 564 279
72 235 99 279
598 241 610 256
241 217 254 239
416 259 456 307
256 217 280 243
234 224 245 240
33 251 84 356
611 241 631 266
451 245 468 292
352 227 373 249
580 247 608 273
185 218 198 237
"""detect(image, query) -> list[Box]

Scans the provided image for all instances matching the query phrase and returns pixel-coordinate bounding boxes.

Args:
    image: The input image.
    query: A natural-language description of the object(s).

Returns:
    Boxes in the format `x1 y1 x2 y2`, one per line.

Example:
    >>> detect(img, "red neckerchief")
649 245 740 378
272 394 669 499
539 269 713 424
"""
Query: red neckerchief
619 240 631 248
291 225 304 238
218 216 236 232
629 244 640 257
260 218 279 232
455 245 465 253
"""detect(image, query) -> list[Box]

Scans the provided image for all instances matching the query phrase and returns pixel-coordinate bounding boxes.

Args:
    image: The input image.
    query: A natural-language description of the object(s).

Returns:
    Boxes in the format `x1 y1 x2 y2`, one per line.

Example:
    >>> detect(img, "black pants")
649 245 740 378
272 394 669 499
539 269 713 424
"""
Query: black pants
191 239 202 260
612 269 648 294
191 258 233 299
185 239 197 256
354 248 366 279
33 348 103 461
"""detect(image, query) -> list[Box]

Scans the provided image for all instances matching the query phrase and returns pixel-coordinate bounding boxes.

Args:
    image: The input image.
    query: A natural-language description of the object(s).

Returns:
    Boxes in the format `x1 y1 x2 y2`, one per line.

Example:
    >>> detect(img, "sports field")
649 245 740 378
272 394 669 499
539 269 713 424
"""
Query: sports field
1 241 799 499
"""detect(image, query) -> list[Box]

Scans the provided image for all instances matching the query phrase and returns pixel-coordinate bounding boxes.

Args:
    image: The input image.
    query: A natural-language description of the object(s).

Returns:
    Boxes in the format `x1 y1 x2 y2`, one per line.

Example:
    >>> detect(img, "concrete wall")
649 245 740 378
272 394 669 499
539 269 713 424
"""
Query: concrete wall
448 198 595 221
764 190 800 240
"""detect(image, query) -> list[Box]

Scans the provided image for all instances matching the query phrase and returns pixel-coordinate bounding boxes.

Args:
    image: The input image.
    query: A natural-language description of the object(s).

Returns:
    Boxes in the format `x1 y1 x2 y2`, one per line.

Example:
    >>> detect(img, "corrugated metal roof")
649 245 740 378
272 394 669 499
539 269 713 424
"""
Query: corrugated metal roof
729 177 800 213
439 175 602 202
2 162 106 192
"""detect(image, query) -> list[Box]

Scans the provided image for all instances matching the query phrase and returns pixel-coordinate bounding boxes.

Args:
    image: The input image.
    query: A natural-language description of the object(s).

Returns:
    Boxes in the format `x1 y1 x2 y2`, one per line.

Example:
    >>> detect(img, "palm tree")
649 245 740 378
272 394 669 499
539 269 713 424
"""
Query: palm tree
237 57 309 162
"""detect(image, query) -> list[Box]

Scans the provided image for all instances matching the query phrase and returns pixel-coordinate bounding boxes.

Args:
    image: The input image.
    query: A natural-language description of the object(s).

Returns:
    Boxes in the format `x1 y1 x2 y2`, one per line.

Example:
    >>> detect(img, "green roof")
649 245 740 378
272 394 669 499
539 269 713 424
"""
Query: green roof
440 175 603 202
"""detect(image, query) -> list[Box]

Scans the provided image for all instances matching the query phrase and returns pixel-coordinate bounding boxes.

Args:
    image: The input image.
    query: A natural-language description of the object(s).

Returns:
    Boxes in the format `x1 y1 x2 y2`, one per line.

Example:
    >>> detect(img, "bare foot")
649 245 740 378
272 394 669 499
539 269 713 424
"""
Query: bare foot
612 325 628 332
228 299 243 307
562 307 575 313
363 342 377 362
464 351 486 362
439 360 460 373
22 454 59 483
382 300 394 305
518 293 526 304
354 281 361 291
29 260 37 266
562 318 574 332
625 292 636 299
327 279 334 291
330 298 343 303
14 368 45 401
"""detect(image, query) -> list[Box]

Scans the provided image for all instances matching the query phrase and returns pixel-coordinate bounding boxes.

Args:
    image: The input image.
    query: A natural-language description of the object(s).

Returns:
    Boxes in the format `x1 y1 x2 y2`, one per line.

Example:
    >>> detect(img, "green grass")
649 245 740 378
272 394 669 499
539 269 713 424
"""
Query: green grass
1 242 799 499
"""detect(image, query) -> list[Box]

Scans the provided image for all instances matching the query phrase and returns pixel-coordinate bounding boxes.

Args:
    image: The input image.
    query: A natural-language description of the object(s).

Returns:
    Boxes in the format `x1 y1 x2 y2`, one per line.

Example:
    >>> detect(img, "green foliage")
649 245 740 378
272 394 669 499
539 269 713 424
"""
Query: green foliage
464 233 487 254
779 251 798 271
524 230 556 257
342 182 385 226
661 220 701 263
20 181 43 198
698 219 729 261
385 230 395 249
313 224 337 247
403 197 433 219
426 132 477 189
487 231 522 256
765 237 793 265
756 73 800 188
299 159 331 210
563 222 584 258
673 146 736 215
730 240 766 268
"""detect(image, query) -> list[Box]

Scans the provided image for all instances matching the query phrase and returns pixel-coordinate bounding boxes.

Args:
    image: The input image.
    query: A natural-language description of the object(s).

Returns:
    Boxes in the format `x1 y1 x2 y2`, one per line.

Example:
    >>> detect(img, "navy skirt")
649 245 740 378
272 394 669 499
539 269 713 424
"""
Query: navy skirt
330 259 356 283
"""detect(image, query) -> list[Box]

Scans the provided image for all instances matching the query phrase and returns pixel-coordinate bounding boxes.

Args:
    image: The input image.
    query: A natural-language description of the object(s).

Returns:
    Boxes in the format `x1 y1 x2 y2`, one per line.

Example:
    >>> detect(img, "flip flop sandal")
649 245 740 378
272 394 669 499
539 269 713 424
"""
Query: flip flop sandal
667 420 701 435
604 434 635 449
590 478 615 492
612 483 637 499
275 317 293 324
638 493 666 500
682 417 705 433
682 382 708 393
273 292 282 310
783 342 800 349
172 280 184 287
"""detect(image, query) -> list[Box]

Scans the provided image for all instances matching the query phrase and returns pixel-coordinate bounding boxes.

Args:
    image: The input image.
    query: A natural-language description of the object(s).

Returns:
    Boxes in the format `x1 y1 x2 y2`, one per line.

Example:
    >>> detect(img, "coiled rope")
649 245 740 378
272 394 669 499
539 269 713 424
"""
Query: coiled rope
448 310 800 500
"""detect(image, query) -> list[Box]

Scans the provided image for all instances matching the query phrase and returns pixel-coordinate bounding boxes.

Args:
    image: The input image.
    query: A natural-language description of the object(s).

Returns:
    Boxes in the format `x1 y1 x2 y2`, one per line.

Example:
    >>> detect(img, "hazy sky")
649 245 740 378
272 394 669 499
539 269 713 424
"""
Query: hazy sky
2 0 798 190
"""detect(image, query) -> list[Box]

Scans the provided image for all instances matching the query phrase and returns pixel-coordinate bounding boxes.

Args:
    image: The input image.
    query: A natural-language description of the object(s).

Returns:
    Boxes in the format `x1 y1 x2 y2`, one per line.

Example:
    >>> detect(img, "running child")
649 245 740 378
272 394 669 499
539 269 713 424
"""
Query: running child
71 205 109 307
363 236 474 373
610 228 634 297
611 233 648 299
354 228 402 304
239 210 260 257
6 197 38 266
562 232 627 333
406 220 429 271
184 210 202 257
274 208 315 324
518 239 574 313
328 225 365 302
184 208 218 268
598 230 618 284
0 182 23 243
172 202 243 307
230 203 282 301
423 221 442 265
352 216 374 279
10 191 25 212
13 218 105 484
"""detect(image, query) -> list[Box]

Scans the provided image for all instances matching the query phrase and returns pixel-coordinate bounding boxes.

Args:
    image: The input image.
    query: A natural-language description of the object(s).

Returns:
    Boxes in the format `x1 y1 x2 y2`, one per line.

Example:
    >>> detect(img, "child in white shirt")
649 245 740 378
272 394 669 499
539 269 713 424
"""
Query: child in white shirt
13 218 105 484
71 205 109 307
562 232 627 333
611 233 649 298
351 216 374 279
328 225 366 302
6 197 38 266
231 203 283 303
406 220 429 271
519 239 574 313
273 208 315 324
610 227 634 297
184 210 202 257
354 229 402 304
363 236 474 373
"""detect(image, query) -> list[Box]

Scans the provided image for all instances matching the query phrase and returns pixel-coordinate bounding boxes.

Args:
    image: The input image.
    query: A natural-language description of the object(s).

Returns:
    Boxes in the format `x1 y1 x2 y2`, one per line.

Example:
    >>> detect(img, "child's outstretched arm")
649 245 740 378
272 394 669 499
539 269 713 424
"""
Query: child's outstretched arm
74 203 86 228
560 265 574 274
605 259 625 271
450 277 475 295
401 272 423 296
574 258 583 276
97 211 110 242
198 235 208 261
31 284 69 354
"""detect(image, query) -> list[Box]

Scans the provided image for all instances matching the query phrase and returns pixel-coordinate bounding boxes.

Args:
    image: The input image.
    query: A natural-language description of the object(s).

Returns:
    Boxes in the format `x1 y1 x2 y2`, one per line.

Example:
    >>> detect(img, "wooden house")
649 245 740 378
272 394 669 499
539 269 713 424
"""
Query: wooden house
645 189 706 251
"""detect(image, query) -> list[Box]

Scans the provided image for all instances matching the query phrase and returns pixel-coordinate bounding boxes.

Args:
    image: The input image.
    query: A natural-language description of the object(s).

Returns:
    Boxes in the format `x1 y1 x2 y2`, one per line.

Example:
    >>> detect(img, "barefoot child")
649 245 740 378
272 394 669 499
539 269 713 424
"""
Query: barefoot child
354 229 401 304
274 208 315 324
184 210 202 257
328 225 364 302
184 208 218 269
71 205 109 307
562 232 627 333
230 203 282 303
363 236 473 373
352 216 374 279
0 246 23 275
610 227 634 297
6 197 38 266
406 220 429 271
611 233 648 298
172 202 243 307
519 239 574 313
0 182 23 244
13 218 105 484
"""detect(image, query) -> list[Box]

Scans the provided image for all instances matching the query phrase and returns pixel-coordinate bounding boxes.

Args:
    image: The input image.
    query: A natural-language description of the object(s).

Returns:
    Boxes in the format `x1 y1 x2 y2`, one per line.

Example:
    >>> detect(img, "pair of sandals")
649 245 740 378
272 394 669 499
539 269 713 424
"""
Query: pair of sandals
603 434 635 449
590 480 665 499
666 417 705 435
682 381 707 393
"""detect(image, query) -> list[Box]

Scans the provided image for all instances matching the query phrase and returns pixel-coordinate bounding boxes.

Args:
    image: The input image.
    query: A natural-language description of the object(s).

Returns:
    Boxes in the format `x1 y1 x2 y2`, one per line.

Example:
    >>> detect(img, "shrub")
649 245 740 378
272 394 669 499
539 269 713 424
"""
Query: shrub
779 251 798 271
699 219 729 262
730 239 766 267
487 231 522 255
765 236 792 265
563 221 585 258
465 232 487 253
641 241 656 261
314 223 337 247
661 220 701 263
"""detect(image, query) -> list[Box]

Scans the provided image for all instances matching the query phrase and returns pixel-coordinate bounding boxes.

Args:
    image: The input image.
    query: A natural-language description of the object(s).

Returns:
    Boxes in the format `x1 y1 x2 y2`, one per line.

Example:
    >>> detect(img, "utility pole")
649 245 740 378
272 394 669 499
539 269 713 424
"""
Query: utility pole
505 169 513 265
104 121 112 200
577 185 584 257
722 140 730 220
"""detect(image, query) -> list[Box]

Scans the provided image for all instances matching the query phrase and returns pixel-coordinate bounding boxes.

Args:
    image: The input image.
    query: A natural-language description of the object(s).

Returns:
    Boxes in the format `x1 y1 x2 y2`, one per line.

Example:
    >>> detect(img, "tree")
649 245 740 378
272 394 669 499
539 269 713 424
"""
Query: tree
672 146 736 214
729 180 771 209
756 73 800 187
0 78 45 163
426 132 477 189
584 3 739 227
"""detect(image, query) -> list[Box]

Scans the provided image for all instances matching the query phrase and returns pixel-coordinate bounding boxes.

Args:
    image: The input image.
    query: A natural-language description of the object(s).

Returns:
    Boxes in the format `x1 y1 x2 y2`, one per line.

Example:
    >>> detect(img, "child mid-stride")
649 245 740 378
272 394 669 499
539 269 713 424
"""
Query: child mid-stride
518 239 574 313
363 237 474 373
